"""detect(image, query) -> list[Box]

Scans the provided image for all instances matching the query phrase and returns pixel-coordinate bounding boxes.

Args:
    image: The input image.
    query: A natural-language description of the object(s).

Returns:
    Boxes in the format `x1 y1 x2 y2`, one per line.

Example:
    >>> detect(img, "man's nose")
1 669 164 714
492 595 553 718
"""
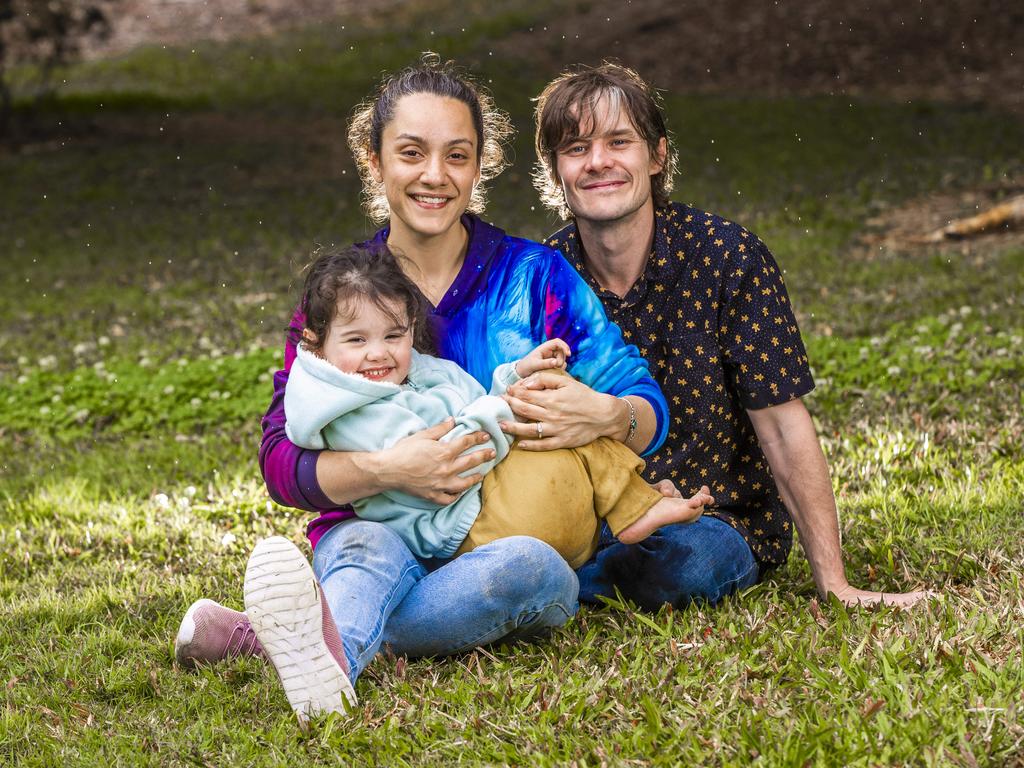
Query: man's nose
585 143 613 172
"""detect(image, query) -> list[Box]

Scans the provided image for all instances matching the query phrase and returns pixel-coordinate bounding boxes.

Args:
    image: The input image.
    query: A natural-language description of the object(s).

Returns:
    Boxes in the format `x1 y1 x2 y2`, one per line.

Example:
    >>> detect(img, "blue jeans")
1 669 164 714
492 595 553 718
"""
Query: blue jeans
576 516 760 611
312 519 579 682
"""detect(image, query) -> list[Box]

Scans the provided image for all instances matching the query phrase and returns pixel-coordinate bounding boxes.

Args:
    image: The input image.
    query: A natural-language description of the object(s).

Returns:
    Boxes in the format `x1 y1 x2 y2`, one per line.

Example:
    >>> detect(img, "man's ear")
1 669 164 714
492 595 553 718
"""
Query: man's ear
650 137 668 176
368 151 383 183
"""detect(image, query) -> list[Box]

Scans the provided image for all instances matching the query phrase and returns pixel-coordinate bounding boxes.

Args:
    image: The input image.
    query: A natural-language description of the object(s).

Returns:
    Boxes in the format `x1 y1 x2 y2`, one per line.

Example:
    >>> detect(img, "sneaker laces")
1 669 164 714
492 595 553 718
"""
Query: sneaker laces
225 620 262 658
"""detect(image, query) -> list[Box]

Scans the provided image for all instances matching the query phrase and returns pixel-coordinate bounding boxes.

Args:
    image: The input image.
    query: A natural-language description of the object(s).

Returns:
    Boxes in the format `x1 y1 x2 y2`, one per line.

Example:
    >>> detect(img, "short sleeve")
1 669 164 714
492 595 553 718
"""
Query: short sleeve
718 234 814 409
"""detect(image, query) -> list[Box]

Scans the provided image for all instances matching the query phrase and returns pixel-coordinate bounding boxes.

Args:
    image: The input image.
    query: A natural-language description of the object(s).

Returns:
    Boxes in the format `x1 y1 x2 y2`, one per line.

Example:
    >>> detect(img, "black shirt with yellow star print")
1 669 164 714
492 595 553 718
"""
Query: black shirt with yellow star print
547 203 815 569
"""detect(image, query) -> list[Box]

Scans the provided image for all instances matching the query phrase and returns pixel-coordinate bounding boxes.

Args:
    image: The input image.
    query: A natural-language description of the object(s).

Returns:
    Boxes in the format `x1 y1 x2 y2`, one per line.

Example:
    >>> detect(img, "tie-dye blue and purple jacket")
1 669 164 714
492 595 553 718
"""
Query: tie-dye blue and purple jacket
259 215 669 549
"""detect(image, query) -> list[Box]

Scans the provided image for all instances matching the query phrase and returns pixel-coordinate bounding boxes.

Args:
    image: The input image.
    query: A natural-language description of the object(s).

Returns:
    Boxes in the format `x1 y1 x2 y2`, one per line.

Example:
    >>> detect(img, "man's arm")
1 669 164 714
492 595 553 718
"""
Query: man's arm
747 398 934 608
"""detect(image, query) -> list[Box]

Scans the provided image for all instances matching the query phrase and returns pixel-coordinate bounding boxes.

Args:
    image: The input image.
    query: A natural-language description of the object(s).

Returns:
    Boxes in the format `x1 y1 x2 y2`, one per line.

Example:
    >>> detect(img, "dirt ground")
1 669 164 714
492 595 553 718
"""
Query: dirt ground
84 0 1024 112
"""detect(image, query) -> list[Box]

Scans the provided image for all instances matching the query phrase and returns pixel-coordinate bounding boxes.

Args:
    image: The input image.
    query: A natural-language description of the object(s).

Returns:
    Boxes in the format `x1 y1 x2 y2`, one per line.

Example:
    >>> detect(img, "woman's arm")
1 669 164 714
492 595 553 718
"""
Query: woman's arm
499 247 668 455
259 308 495 510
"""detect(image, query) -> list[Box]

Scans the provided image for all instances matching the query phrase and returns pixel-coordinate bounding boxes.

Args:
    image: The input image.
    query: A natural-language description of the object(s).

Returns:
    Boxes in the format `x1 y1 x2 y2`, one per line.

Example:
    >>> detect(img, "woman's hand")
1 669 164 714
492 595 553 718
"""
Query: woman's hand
499 372 621 450
515 338 571 378
375 419 495 505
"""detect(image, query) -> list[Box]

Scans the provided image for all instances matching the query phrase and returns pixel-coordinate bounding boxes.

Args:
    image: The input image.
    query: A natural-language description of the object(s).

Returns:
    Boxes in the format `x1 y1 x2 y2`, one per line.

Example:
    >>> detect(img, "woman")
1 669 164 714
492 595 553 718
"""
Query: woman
175 54 671 723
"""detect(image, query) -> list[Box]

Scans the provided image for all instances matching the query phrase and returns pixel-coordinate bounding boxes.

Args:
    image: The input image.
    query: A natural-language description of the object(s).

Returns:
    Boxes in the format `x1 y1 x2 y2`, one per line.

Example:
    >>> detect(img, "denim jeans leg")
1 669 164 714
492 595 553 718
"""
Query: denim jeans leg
381 536 580 658
576 515 759 611
312 518 426 682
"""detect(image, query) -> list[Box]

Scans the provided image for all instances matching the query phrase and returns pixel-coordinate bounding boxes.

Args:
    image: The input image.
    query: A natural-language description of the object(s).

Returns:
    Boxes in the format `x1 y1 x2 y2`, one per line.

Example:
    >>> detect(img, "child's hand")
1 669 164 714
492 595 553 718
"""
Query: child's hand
515 338 571 378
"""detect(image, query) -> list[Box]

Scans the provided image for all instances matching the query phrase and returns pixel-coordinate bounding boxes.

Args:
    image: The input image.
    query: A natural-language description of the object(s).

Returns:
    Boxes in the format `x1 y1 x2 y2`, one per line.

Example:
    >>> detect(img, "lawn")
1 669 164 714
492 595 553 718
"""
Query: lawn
1 2 1022 765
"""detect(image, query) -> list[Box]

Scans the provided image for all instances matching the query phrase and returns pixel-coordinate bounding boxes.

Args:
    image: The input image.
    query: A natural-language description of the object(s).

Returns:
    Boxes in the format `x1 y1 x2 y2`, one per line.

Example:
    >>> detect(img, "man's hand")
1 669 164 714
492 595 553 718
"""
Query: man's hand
515 338 570 378
830 585 938 609
376 419 495 505
499 372 620 450
748 399 936 609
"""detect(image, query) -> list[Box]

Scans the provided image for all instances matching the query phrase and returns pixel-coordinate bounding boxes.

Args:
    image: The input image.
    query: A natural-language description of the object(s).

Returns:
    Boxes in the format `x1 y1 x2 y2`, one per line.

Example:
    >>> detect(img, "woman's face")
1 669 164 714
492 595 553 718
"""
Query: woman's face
369 92 481 243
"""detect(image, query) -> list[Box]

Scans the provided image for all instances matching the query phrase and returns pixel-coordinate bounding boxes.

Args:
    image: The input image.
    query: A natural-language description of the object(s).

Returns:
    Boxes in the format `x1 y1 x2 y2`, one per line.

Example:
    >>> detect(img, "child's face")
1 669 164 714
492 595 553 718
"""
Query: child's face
321 297 414 385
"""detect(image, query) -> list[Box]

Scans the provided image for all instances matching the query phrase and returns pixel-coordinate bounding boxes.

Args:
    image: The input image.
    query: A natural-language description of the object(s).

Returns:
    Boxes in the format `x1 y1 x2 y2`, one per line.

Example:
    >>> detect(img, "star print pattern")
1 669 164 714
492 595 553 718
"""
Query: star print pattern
547 203 815 568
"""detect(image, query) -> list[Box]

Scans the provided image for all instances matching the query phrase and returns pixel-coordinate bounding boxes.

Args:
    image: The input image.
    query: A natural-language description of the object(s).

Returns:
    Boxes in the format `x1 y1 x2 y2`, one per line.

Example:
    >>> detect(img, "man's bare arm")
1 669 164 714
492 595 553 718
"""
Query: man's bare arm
747 399 934 608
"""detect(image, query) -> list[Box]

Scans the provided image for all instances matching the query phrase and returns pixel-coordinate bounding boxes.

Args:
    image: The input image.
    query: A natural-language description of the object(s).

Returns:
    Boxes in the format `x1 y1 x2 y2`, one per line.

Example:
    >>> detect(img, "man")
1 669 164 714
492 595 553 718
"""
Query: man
504 62 931 609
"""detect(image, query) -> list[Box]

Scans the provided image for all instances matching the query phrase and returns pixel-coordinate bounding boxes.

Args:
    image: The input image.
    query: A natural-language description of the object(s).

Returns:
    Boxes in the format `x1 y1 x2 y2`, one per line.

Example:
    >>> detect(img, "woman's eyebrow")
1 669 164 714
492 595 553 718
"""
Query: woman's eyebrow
393 133 473 148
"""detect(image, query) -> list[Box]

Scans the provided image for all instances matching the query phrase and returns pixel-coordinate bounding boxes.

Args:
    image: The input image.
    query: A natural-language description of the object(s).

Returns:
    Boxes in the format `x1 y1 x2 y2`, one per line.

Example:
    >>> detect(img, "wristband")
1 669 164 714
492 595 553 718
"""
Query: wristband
619 397 638 444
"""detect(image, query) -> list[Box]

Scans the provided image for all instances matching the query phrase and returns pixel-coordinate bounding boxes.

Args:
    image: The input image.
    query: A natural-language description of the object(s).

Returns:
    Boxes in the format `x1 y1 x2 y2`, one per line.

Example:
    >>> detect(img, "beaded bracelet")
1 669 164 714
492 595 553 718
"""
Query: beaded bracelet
619 397 638 444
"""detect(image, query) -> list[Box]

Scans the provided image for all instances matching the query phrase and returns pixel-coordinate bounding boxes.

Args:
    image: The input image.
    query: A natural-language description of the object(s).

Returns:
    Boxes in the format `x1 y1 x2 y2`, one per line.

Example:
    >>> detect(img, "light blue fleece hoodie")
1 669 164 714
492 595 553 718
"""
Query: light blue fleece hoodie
284 346 520 558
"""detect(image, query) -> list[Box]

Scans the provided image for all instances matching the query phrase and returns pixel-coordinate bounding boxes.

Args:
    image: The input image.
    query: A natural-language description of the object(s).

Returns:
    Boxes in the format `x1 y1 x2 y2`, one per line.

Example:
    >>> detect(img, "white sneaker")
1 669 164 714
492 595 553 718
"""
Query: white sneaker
243 536 357 725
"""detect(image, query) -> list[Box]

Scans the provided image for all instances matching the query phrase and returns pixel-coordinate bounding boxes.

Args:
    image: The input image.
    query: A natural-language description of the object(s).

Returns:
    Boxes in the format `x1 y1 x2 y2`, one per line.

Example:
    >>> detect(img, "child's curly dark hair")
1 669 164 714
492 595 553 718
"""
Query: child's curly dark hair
299 244 434 355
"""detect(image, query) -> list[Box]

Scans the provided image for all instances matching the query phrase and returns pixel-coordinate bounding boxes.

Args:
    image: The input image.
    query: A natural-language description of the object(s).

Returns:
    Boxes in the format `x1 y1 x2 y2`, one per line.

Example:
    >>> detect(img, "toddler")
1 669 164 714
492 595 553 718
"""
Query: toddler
284 244 712 567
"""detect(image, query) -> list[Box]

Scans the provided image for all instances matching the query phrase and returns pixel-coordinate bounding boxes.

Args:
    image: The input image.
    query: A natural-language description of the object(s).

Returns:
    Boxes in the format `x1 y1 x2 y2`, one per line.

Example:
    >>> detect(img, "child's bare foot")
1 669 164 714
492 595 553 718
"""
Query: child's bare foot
618 486 714 544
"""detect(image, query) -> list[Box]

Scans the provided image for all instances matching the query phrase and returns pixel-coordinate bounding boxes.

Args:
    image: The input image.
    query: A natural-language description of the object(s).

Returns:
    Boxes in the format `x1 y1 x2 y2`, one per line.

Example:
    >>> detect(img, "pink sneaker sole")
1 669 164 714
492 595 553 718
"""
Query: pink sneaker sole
243 536 357 724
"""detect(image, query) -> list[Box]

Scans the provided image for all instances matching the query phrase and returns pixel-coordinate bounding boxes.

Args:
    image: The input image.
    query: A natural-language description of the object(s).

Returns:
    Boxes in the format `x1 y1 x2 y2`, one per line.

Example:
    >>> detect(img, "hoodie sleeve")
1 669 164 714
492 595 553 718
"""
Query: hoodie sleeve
537 249 669 456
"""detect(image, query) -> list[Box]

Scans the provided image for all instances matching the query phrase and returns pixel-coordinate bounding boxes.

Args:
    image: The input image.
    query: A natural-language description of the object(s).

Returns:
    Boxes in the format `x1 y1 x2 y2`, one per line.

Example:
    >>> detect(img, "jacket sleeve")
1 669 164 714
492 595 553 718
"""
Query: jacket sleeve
258 307 343 512
539 250 669 456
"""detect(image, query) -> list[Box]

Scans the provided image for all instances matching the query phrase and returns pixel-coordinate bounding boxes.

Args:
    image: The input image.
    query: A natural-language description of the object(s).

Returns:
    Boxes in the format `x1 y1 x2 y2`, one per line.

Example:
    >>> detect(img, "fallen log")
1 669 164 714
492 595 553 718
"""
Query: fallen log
924 194 1024 241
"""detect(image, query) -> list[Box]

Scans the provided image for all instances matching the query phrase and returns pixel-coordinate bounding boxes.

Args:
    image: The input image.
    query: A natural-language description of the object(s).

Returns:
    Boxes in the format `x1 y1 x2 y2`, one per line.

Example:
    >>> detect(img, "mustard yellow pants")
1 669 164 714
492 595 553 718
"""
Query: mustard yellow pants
455 436 662 568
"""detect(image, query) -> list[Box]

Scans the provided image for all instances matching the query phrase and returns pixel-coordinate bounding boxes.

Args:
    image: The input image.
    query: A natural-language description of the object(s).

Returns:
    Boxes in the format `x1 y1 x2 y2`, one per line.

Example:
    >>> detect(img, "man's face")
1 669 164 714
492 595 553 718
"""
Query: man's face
554 96 665 226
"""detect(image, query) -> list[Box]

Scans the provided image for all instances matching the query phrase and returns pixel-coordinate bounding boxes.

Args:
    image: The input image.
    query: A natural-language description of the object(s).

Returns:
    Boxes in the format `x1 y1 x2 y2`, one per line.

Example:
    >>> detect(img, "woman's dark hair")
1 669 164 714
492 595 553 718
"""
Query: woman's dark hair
299 244 433 354
347 52 513 222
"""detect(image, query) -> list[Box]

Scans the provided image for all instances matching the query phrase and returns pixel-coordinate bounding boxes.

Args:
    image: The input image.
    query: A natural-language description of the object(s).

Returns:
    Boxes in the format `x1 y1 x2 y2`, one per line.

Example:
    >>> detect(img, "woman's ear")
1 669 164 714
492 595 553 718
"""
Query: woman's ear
368 151 384 183
302 328 319 345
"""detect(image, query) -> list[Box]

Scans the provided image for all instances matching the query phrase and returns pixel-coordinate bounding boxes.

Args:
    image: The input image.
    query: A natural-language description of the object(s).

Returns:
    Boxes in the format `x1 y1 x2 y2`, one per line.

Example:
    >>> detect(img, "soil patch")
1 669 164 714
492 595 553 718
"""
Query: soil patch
495 0 1024 113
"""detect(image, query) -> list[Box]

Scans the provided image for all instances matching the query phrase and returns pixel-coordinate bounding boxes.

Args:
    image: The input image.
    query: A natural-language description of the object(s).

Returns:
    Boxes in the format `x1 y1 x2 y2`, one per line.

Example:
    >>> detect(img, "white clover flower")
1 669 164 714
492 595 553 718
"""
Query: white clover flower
220 532 237 548
38 355 57 370
72 342 90 356
886 365 902 376
183 485 197 498
73 408 90 423
17 356 28 366
98 336 111 347
190 397 202 407
153 493 171 509
39 405 51 415
16 375 28 385
163 385 175 395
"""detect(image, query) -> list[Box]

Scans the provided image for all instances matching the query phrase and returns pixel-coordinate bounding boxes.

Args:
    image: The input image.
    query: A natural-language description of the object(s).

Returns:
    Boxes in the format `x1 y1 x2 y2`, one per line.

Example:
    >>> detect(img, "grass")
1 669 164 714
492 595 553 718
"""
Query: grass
1 1 1023 765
